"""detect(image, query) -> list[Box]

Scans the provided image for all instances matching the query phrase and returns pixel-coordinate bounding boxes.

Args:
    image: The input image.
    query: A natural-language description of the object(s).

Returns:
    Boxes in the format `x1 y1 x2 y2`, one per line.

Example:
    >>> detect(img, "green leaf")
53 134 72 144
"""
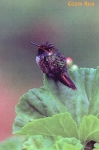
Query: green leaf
22 135 54 150
53 137 83 150
79 115 99 143
22 136 83 150
13 66 99 144
13 86 67 133
44 67 99 125
0 137 24 150
14 112 78 139
93 143 99 150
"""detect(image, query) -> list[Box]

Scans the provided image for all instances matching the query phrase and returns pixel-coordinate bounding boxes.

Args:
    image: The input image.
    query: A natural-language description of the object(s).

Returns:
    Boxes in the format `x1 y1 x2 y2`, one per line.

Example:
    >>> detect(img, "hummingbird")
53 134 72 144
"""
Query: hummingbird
31 41 77 90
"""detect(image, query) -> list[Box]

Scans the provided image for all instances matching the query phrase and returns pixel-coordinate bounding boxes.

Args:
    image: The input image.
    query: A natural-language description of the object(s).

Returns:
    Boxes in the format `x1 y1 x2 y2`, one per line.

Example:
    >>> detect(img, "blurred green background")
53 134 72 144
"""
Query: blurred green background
0 0 99 141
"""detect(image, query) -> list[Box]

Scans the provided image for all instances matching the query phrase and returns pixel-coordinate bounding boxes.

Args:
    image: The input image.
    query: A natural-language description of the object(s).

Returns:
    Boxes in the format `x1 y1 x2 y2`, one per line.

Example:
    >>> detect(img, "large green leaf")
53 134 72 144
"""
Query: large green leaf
11 66 99 149
13 67 99 139
13 86 67 133
44 67 99 124
14 112 78 139
13 113 99 149
16 86 67 118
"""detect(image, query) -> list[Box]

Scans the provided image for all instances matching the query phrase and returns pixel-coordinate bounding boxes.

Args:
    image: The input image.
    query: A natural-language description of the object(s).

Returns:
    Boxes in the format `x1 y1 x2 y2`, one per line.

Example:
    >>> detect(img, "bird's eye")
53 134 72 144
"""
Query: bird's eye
41 46 45 50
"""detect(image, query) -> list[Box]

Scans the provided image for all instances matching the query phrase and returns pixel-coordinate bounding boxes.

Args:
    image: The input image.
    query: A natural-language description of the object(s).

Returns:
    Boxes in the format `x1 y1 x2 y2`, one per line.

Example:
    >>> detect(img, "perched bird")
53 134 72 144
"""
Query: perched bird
31 41 77 90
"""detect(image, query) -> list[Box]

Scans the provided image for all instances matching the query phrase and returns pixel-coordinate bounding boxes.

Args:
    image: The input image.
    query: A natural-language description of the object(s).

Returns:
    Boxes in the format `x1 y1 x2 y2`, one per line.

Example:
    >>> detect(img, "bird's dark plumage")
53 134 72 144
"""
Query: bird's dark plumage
32 41 77 90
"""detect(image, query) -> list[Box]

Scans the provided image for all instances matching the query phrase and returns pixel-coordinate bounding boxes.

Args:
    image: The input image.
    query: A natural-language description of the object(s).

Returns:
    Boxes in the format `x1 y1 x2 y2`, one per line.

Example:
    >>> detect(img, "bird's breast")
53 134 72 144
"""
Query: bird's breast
36 56 41 65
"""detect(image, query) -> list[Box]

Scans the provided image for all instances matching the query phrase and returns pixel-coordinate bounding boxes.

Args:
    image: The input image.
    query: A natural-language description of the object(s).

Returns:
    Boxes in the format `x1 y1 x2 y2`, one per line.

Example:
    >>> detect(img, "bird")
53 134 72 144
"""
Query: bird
31 41 77 90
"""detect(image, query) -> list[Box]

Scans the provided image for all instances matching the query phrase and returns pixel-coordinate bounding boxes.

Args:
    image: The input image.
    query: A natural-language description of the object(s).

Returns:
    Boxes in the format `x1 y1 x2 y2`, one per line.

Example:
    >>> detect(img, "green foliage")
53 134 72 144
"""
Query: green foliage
53 137 83 150
14 67 99 133
2 67 99 149
79 115 99 143
14 113 78 138
0 137 24 150
22 135 53 150
93 143 99 150
22 136 83 150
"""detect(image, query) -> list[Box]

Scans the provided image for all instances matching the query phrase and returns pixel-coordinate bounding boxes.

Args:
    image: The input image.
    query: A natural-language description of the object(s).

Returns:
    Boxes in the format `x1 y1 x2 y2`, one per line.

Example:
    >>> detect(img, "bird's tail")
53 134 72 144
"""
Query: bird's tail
59 72 77 90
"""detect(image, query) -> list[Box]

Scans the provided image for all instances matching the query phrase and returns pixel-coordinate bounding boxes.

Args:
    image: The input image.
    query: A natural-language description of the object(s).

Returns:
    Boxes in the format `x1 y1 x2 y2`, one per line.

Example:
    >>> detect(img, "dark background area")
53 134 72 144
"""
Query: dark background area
0 0 99 141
